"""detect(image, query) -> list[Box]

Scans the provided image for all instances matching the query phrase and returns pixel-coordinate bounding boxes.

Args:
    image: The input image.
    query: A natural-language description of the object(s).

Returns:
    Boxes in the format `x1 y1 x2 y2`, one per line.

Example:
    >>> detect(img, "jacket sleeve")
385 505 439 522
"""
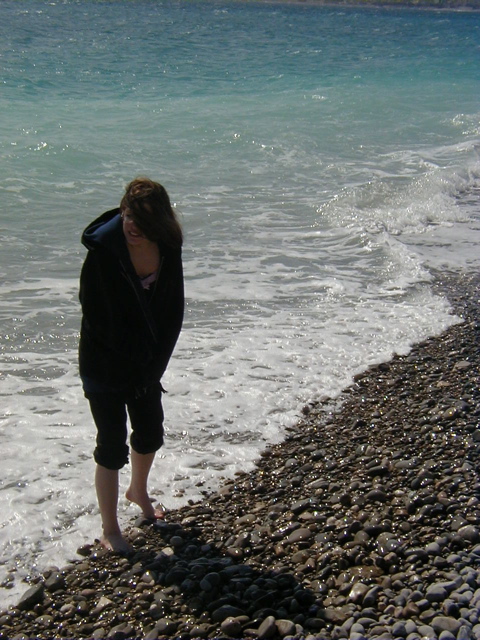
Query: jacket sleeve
79 249 126 355
152 248 185 380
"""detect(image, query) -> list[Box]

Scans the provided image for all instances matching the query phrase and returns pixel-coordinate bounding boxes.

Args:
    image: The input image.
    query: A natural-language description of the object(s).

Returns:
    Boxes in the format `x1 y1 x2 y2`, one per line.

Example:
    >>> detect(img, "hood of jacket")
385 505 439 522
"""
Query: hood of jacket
82 207 174 259
81 208 127 259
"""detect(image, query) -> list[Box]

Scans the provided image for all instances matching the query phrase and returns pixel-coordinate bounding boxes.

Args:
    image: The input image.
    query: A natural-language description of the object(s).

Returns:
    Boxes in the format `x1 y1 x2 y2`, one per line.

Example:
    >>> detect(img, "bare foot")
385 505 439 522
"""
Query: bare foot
125 487 166 520
100 532 133 554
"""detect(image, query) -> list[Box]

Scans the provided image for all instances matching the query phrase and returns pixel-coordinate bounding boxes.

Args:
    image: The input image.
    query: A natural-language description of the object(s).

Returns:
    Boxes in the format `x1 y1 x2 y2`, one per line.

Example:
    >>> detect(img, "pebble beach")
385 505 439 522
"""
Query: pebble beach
1 271 479 640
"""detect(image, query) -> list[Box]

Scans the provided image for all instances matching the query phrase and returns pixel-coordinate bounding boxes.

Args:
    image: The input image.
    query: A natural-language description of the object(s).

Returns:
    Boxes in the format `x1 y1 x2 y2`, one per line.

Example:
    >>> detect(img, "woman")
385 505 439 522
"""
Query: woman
79 177 184 553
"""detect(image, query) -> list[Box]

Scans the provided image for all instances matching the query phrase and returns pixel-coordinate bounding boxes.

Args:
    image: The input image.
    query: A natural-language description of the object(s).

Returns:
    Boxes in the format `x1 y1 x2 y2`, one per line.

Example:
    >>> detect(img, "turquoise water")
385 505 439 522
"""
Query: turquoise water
0 0 479 604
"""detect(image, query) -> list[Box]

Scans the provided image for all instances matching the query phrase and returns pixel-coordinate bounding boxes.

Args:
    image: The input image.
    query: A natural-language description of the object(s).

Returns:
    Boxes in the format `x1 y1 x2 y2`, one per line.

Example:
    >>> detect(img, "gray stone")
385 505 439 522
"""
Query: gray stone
392 620 408 637
154 619 178 635
403 601 420 618
235 513 256 525
323 607 351 625
356 617 378 628
276 620 296 637
350 622 366 634
258 615 277 639
417 625 435 638
451 516 469 532
438 632 456 640
367 626 391 638
431 616 462 635
17 583 45 611
425 542 442 555
199 571 221 591
35 614 54 627
108 622 134 638
44 571 66 592
365 488 388 502
404 620 418 635
457 525 480 543
212 605 246 623
470 610 480 625
189 623 211 638
363 585 381 607
220 617 243 637
425 585 448 603
458 625 473 640
287 527 313 544
349 582 369 603
472 623 480 640
434 580 461 594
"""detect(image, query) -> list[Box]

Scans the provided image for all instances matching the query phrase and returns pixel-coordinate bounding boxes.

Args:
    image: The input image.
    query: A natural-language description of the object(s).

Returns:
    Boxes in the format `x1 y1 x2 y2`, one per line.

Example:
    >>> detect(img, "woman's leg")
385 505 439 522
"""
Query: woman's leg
126 450 164 519
95 464 132 553
126 384 165 519
87 393 130 552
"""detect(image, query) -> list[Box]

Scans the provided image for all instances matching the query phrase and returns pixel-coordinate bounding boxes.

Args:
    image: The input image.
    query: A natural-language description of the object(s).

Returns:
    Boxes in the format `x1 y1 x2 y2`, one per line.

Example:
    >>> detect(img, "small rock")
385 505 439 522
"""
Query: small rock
431 616 462 635
392 620 408 637
365 488 388 502
276 619 296 637
458 625 473 640
425 585 448 603
349 582 369 603
220 617 243 637
287 528 313 544
258 615 277 639
44 571 66 592
457 525 480 543
212 605 246 623
17 583 45 611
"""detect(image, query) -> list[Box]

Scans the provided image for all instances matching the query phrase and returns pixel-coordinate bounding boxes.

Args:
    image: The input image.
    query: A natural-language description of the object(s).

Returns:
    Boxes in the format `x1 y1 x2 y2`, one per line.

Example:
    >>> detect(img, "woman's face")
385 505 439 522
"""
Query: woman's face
122 211 148 247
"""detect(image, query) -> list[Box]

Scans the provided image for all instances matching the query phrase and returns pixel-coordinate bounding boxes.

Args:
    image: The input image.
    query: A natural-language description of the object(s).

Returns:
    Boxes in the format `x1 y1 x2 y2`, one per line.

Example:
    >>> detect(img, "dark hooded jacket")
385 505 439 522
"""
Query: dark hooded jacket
79 209 184 395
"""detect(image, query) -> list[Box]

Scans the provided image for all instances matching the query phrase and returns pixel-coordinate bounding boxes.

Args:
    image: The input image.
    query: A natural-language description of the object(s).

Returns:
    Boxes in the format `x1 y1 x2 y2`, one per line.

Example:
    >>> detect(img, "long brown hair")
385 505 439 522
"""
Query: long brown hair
120 177 183 249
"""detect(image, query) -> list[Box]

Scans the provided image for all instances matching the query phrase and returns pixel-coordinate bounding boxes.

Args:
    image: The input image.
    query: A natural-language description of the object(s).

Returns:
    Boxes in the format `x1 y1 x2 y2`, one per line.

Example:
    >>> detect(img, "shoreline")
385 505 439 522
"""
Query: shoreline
222 0 480 12
1 270 479 639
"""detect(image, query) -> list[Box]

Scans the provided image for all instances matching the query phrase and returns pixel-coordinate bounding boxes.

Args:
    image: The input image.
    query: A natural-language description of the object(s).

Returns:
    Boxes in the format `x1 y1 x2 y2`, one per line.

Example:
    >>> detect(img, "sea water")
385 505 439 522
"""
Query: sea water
0 0 479 605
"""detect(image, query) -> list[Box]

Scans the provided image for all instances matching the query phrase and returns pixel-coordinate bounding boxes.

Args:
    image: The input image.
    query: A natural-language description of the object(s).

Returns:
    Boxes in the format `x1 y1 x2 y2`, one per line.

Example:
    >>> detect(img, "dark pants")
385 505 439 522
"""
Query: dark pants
87 383 164 470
